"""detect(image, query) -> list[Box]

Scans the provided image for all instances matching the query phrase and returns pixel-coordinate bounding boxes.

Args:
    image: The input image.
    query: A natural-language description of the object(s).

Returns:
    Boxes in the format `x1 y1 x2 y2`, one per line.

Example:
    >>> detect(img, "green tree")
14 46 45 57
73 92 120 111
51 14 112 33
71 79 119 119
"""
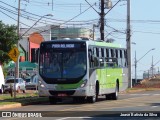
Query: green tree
0 21 18 64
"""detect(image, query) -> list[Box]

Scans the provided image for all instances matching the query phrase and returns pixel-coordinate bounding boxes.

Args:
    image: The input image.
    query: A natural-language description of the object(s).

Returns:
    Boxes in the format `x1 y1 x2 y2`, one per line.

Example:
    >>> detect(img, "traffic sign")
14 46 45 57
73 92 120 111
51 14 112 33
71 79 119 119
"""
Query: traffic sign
8 47 20 62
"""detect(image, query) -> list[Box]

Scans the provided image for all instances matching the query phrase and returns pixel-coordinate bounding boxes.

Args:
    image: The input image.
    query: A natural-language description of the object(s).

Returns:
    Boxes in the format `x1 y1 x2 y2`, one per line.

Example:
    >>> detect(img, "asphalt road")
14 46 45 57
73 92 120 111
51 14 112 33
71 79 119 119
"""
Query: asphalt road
1 90 160 120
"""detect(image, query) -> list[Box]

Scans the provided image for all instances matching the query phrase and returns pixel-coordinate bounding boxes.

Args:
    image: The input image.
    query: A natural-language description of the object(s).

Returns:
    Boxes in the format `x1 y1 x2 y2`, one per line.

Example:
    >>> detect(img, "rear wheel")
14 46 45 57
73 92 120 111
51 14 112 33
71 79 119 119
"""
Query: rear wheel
105 94 112 100
105 84 118 100
111 84 118 100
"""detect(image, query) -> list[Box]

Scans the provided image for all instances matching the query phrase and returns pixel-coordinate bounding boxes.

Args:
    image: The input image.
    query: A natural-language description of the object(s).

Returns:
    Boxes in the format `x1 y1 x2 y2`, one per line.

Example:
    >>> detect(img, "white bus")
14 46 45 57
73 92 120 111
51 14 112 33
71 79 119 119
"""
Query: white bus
38 38 128 104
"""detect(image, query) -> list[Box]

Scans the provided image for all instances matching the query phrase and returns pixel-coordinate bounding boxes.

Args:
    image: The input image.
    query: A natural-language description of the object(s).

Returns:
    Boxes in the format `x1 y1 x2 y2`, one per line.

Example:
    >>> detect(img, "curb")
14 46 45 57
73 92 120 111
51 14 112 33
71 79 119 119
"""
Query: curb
0 103 22 110
0 98 49 110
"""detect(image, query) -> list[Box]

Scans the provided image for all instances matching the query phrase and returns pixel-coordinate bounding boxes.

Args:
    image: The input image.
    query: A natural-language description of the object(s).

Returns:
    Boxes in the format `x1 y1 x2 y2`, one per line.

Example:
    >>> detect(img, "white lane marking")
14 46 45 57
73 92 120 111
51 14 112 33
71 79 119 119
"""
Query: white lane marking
121 94 159 96
152 106 159 108
56 117 92 120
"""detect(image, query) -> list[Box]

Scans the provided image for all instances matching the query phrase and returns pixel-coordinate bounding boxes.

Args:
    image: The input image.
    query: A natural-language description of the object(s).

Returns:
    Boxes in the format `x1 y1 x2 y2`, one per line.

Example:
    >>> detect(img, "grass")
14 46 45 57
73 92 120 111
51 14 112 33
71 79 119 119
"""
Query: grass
124 87 160 93
0 92 38 100
0 91 49 106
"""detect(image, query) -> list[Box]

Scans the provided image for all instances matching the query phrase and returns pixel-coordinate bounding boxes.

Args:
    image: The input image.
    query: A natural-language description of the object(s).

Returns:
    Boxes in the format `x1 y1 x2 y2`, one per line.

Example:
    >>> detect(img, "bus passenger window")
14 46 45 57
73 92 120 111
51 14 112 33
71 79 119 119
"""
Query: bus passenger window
106 49 109 58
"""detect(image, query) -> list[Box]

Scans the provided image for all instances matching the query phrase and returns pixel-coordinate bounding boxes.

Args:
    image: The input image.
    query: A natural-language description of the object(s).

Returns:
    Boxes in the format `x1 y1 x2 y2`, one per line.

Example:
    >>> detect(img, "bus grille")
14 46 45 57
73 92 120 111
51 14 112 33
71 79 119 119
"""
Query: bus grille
49 90 75 96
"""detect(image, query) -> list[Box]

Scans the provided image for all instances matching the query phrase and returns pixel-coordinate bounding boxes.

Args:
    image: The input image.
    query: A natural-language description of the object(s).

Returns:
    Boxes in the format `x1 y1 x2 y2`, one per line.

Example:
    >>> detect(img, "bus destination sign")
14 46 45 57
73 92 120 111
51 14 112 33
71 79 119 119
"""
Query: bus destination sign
52 44 75 48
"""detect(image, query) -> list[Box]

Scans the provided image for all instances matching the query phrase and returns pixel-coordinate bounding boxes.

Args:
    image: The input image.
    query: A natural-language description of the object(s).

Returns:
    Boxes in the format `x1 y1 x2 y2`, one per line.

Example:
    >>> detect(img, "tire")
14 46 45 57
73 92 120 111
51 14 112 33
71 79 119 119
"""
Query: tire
49 96 57 104
111 84 118 100
17 86 21 93
22 90 26 93
105 94 112 100
87 84 98 103
87 95 96 103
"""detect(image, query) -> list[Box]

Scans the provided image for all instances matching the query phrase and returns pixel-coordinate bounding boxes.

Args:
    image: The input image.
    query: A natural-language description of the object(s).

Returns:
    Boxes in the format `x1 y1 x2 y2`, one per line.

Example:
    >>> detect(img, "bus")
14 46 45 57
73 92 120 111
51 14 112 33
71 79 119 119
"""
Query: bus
38 38 128 104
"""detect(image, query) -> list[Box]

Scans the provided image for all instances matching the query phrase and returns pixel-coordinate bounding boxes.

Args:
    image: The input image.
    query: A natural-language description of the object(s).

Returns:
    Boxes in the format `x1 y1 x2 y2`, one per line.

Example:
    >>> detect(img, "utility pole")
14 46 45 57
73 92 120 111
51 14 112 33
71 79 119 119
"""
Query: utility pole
14 0 21 98
152 56 154 77
100 0 105 41
16 0 20 78
126 0 131 88
134 50 137 86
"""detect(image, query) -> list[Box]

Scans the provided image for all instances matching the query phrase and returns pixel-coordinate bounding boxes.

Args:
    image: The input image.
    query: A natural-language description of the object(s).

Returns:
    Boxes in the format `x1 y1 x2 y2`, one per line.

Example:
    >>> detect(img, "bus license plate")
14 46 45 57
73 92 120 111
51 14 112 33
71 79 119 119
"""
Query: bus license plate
58 93 67 96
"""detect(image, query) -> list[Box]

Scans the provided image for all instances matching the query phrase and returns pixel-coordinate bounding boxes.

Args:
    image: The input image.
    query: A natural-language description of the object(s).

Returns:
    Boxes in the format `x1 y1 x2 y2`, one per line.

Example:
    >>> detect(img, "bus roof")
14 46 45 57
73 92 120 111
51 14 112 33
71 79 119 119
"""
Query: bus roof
41 39 122 48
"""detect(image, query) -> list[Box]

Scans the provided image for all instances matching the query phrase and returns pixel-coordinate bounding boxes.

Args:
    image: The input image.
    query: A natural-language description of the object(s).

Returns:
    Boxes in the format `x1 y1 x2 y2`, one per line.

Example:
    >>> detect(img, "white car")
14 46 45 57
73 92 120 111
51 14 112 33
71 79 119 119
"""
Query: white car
3 78 26 93
25 75 38 90
0 65 5 94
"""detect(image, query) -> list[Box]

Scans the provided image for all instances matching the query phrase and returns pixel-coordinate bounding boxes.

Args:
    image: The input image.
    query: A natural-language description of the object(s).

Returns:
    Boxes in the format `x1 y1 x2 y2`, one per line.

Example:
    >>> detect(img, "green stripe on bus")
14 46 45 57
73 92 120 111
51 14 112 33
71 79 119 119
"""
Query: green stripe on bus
95 42 121 48
56 80 83 90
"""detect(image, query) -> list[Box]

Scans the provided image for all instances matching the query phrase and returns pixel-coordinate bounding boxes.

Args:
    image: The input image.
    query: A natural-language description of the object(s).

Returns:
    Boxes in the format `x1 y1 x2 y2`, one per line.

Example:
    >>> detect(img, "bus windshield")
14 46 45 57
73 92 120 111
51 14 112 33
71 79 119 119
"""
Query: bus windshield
39 42 87 79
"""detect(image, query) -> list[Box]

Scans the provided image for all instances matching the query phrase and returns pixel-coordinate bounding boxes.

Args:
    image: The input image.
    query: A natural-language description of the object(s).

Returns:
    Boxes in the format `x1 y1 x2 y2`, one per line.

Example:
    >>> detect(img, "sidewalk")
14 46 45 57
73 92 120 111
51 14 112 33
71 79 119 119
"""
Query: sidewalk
0 103 22 110
0 96 49 110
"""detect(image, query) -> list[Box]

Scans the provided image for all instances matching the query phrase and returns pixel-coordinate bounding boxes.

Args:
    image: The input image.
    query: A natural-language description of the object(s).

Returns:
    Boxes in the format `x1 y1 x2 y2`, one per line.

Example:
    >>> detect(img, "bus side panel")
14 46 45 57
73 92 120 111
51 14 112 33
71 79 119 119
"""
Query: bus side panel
88 69 97 96
97 68 123 95
120 68 128 91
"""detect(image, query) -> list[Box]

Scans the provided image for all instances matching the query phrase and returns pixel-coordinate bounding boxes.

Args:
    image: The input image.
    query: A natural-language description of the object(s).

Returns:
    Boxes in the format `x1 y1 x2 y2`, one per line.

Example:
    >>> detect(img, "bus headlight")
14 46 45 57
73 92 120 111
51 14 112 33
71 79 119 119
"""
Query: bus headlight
40 84 45 88
80 79 87 88
39 81 45 88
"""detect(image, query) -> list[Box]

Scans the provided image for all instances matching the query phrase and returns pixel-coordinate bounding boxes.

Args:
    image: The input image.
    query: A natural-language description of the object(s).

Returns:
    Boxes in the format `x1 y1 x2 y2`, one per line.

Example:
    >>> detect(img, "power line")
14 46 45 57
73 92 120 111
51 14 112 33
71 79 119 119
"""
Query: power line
0 1 98 23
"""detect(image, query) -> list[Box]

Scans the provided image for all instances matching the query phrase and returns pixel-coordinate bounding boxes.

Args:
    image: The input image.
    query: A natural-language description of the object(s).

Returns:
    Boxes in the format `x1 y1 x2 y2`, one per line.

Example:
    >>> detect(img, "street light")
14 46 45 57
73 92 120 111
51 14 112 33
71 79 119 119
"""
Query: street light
135 48 155 84
15 13 53 98
20 14 53 38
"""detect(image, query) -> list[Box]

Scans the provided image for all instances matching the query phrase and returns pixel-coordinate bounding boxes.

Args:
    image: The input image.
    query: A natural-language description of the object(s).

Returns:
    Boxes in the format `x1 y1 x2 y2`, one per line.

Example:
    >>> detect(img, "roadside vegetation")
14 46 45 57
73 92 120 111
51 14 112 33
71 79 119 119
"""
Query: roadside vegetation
0 91 48 106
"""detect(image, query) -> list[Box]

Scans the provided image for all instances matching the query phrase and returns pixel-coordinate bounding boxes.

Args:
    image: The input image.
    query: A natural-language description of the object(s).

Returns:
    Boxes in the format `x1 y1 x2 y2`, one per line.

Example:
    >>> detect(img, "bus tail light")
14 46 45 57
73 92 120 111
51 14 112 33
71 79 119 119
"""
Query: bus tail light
80 79 87 88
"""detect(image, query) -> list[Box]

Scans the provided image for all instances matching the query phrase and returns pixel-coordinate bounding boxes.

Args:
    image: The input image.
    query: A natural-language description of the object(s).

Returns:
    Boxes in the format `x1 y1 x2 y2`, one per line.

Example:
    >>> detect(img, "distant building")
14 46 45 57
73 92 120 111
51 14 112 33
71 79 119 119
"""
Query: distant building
19 25 92 63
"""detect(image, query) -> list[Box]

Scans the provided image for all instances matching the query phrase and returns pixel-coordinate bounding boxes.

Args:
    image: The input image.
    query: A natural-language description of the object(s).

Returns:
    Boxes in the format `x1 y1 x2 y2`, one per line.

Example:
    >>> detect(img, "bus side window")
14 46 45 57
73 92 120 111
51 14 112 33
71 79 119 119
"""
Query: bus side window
119 50 123 67
100 48 104 67
88 48 94 68
111 49 115 58
106 49 109 58
124 50 128 67
122 50 127 67
94 47 99 68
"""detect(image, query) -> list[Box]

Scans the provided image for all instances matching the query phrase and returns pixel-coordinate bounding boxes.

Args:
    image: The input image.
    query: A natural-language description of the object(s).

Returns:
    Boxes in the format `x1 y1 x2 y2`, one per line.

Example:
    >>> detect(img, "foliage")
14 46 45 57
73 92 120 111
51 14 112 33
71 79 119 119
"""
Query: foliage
0 21 18 64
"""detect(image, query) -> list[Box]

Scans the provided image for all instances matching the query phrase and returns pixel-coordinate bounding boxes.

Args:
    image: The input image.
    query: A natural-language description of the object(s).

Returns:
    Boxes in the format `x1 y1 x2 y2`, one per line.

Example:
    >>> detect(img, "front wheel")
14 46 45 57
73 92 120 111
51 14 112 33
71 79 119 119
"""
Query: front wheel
87 85 98 103
87 95 96 103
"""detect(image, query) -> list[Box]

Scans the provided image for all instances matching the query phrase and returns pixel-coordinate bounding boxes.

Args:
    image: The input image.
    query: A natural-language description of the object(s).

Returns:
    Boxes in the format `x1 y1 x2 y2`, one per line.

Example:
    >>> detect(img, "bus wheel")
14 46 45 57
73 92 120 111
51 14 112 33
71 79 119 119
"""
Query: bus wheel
111 84 118 100
87 95 96 103
49 96 57 104
87 85 98 103
105 94 112 100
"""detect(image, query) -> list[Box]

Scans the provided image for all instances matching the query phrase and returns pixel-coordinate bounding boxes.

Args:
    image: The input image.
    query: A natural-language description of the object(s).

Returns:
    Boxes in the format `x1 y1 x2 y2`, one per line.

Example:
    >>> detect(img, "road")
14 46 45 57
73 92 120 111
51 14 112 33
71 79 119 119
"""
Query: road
1 90 160 120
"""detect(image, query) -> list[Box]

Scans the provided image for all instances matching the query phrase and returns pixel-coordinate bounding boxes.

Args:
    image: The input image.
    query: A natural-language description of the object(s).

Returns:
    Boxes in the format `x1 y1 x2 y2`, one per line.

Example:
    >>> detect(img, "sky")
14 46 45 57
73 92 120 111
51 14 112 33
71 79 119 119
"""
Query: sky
1 0 160 79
